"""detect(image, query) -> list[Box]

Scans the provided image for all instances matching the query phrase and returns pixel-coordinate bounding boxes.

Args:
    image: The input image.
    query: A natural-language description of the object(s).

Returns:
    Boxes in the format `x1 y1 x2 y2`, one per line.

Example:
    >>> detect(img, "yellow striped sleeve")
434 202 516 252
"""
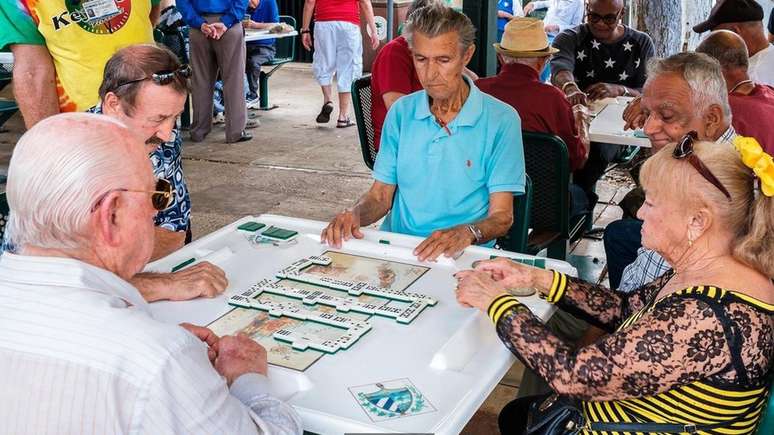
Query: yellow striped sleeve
487 294 522 324
545 270 568 304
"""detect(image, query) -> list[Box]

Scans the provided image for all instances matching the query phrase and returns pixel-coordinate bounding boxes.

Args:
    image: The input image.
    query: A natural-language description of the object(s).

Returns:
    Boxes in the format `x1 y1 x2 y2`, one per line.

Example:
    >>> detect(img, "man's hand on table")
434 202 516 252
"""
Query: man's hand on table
586 82 625 101
180 323 220 363
130 261 228 302
321 209 364 248
563 82 588 107
214 334 269 385
622 95 646 130
413 226 474 262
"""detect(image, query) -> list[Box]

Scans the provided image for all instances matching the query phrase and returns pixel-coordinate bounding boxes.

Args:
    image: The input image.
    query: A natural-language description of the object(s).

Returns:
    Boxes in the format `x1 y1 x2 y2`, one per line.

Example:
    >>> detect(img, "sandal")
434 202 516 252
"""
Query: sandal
316 101 334 123
336 117 356 128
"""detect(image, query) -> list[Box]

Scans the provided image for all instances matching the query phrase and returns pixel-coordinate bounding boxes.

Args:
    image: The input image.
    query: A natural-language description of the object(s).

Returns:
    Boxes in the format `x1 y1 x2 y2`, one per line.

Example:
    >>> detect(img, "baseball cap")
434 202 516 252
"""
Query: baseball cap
692 0 764 33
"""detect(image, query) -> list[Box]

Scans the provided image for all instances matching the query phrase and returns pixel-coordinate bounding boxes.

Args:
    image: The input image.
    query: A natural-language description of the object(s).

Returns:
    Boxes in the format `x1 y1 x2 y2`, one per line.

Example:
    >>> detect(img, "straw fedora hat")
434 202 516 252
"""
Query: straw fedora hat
494 17 559 58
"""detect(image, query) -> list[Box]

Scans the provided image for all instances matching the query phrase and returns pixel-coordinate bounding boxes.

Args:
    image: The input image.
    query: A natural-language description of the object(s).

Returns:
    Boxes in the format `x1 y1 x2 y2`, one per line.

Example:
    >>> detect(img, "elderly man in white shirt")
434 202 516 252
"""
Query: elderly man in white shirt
0 113 302 435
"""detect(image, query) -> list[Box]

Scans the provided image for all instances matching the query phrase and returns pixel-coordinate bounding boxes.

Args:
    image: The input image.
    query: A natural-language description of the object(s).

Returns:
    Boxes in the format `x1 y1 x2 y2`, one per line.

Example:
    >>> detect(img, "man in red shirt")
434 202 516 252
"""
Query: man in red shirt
369 1 431 150
301 0 379 128
697 29 774 155
477 17 588 171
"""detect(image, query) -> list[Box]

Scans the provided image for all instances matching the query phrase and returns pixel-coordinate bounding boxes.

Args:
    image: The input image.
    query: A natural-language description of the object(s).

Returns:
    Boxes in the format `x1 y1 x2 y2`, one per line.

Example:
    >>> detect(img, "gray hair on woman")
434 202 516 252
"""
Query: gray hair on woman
646 52 731 119
6 113 135 250
403 3 476 52
640 141 774 278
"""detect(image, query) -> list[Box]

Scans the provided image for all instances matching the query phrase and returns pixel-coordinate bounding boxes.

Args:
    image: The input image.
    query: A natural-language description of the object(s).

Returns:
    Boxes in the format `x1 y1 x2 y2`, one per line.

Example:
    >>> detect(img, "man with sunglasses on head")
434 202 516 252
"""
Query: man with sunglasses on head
549 0 655 225
606 52 736 293
88 44 229 302
0 113 302 434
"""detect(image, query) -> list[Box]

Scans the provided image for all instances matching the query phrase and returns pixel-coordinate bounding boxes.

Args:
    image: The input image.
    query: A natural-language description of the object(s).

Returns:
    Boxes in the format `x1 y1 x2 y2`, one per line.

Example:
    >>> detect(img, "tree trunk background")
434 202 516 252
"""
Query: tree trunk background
636 0 683 57
682 0 715 51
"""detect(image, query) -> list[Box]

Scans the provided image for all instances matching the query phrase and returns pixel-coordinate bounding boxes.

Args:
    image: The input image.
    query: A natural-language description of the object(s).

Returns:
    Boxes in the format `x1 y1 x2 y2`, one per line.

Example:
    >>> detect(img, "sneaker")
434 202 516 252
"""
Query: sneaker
246 118 261 129
213 112 225 125
247 98 262 110
228 130 253 143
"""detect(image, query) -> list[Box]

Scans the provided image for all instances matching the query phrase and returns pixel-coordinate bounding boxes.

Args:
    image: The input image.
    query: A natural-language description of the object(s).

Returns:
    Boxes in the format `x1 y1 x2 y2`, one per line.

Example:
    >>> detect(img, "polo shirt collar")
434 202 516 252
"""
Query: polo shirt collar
0 253 150 312
414 75 483 127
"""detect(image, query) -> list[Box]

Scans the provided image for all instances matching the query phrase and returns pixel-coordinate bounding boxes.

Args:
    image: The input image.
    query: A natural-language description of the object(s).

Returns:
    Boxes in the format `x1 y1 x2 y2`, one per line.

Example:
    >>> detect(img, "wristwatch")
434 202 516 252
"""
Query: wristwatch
467 224 484 244
300 29 311 34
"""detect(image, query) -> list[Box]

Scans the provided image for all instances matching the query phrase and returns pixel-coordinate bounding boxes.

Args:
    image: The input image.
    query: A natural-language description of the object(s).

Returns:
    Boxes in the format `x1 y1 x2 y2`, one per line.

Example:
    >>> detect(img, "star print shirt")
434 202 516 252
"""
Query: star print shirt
550 24 655 92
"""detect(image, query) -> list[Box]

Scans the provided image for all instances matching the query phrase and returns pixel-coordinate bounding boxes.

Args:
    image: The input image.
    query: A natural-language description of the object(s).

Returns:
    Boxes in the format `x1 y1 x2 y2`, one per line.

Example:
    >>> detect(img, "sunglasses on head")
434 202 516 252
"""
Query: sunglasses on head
90 178 176 213
586 9 621 26
673 131 732 201
113 64 192 90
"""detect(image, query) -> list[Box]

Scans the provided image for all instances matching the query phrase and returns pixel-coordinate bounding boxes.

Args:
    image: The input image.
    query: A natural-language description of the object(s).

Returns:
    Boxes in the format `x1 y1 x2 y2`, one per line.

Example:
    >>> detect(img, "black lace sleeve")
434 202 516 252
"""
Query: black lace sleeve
544 270 673 332
486 289 773 402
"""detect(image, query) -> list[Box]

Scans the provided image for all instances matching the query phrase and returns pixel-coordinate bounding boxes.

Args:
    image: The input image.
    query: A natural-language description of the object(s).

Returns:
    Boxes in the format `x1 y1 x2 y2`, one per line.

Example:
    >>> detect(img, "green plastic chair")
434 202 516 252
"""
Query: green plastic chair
351 75 377 170
0 192 9 240
522 131 586 260
756 381 774 435
496 175 532 254
256 15 297 110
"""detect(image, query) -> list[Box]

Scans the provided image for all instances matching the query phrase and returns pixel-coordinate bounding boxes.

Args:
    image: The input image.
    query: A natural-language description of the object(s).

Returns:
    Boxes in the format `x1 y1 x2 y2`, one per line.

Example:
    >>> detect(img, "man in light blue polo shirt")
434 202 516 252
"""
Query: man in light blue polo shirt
321 4 525 261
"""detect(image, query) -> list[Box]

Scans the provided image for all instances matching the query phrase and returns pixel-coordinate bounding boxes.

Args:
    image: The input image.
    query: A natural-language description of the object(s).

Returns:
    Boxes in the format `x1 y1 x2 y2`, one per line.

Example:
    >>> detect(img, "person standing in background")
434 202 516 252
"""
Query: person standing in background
497 0 524 42
301 0 379 128
177 0 252 143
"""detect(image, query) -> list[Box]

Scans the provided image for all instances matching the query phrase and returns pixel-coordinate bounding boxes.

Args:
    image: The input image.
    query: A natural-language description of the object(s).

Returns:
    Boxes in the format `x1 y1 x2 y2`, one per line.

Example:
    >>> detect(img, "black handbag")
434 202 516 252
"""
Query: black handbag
525 394 585 435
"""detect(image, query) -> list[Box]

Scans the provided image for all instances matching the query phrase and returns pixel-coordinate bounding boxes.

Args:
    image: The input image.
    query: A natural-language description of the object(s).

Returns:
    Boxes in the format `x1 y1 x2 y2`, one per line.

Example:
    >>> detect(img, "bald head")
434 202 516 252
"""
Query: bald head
696 29 749 70
588 0 624 10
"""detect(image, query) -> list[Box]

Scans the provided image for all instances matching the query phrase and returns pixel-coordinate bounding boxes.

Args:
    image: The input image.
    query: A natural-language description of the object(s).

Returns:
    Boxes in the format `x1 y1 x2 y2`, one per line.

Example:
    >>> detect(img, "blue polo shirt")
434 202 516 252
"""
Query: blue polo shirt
373 77 525 246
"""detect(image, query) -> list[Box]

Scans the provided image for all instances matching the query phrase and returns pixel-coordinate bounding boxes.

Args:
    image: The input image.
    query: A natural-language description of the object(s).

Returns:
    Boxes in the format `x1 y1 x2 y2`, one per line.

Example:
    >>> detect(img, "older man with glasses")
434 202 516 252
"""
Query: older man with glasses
0 113 301 434
84 44 229 302
549 0 655 224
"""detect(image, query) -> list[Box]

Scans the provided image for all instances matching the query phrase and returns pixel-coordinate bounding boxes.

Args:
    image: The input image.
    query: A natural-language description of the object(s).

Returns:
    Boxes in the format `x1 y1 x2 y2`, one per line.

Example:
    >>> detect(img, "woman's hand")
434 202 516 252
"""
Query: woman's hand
472 257 536 289
454 269 508 312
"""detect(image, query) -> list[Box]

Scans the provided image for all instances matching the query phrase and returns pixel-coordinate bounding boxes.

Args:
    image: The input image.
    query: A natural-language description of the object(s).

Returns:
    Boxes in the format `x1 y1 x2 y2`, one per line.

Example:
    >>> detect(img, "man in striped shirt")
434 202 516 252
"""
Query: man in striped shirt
0 113 301 435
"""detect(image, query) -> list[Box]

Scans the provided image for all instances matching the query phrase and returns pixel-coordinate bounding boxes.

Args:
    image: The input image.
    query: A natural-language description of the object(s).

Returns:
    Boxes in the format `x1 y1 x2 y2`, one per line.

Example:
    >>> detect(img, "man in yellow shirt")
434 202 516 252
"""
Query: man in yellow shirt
0 0 160 128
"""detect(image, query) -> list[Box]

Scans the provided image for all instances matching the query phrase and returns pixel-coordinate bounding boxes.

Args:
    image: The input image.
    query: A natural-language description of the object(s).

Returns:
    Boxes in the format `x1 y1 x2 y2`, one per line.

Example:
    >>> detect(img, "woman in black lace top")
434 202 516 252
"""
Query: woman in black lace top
456 138 774 434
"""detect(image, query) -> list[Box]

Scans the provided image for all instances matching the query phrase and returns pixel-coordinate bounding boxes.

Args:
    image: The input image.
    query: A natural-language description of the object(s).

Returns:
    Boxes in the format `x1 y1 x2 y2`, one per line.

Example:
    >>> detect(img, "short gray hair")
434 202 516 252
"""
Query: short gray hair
403 4 476 52
6 113 136 250
646 52 731 118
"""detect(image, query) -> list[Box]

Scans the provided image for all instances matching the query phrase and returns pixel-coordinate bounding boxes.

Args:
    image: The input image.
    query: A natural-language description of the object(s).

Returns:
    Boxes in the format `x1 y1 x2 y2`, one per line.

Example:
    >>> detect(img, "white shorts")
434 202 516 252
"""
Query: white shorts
312 21 363 93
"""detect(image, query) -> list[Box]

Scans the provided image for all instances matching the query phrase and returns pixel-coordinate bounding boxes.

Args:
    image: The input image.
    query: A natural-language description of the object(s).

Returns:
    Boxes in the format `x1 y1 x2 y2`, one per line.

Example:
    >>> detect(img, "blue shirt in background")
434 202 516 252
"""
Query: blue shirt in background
176 0 248 30
373 77 526 247
248 0 280 46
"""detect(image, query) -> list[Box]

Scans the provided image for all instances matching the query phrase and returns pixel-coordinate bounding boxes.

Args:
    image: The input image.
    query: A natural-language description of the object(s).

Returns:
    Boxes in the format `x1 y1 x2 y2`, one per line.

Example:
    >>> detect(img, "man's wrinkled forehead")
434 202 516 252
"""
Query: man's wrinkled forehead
642 73 694 111
588 0 624 15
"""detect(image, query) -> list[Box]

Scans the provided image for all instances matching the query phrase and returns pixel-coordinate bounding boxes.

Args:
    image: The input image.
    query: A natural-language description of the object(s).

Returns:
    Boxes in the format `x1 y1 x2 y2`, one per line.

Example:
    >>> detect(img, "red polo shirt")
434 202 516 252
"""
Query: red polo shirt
476 63 587 171
370 36 423 151
729 83 774 155
314 0 360 25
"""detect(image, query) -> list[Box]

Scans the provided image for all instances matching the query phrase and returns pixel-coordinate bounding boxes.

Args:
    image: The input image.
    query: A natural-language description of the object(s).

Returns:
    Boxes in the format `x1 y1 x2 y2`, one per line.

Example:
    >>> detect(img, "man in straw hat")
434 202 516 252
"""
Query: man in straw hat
477 17 588 173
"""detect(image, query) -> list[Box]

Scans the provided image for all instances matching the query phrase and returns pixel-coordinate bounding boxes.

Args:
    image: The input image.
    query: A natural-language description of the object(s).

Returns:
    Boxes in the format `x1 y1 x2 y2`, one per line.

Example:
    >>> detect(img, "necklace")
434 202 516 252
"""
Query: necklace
728 79 754 94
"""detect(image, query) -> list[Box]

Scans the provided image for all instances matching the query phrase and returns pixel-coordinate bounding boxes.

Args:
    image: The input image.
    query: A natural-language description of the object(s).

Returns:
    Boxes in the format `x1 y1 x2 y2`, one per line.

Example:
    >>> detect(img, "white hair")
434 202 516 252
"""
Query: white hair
6 113 136 250
646 52 731 119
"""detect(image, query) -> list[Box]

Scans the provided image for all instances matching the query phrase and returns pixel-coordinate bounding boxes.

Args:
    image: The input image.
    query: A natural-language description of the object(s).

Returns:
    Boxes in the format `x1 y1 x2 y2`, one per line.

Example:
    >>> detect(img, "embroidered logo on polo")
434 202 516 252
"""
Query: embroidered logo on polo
52 0 131 34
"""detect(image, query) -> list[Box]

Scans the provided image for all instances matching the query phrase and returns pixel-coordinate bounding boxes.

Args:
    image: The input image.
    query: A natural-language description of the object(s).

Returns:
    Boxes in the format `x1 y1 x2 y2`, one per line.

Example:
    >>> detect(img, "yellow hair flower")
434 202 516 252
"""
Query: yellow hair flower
734 136 774 197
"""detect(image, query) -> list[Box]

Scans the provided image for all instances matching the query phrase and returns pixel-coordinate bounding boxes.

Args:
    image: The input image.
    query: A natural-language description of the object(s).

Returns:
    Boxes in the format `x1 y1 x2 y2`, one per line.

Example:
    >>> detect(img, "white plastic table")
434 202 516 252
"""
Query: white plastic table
589 97 651 148
245 29 298 42
147 215 577 435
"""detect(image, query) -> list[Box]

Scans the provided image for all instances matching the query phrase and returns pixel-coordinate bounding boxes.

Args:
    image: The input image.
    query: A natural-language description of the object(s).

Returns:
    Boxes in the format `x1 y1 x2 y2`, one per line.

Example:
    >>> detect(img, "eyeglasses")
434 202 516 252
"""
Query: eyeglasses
586 9 621 26
673 131 732 201
113 64 192 90
90 178 176 213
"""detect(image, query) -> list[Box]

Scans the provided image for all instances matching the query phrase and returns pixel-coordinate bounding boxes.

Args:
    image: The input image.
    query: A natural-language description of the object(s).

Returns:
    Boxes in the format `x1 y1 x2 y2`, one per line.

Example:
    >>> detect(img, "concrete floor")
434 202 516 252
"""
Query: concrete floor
0 63 633 435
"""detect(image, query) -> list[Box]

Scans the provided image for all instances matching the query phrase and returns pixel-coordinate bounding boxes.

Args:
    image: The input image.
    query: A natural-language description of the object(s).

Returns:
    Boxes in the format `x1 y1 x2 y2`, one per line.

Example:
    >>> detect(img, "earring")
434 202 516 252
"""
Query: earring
688 238 694 247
